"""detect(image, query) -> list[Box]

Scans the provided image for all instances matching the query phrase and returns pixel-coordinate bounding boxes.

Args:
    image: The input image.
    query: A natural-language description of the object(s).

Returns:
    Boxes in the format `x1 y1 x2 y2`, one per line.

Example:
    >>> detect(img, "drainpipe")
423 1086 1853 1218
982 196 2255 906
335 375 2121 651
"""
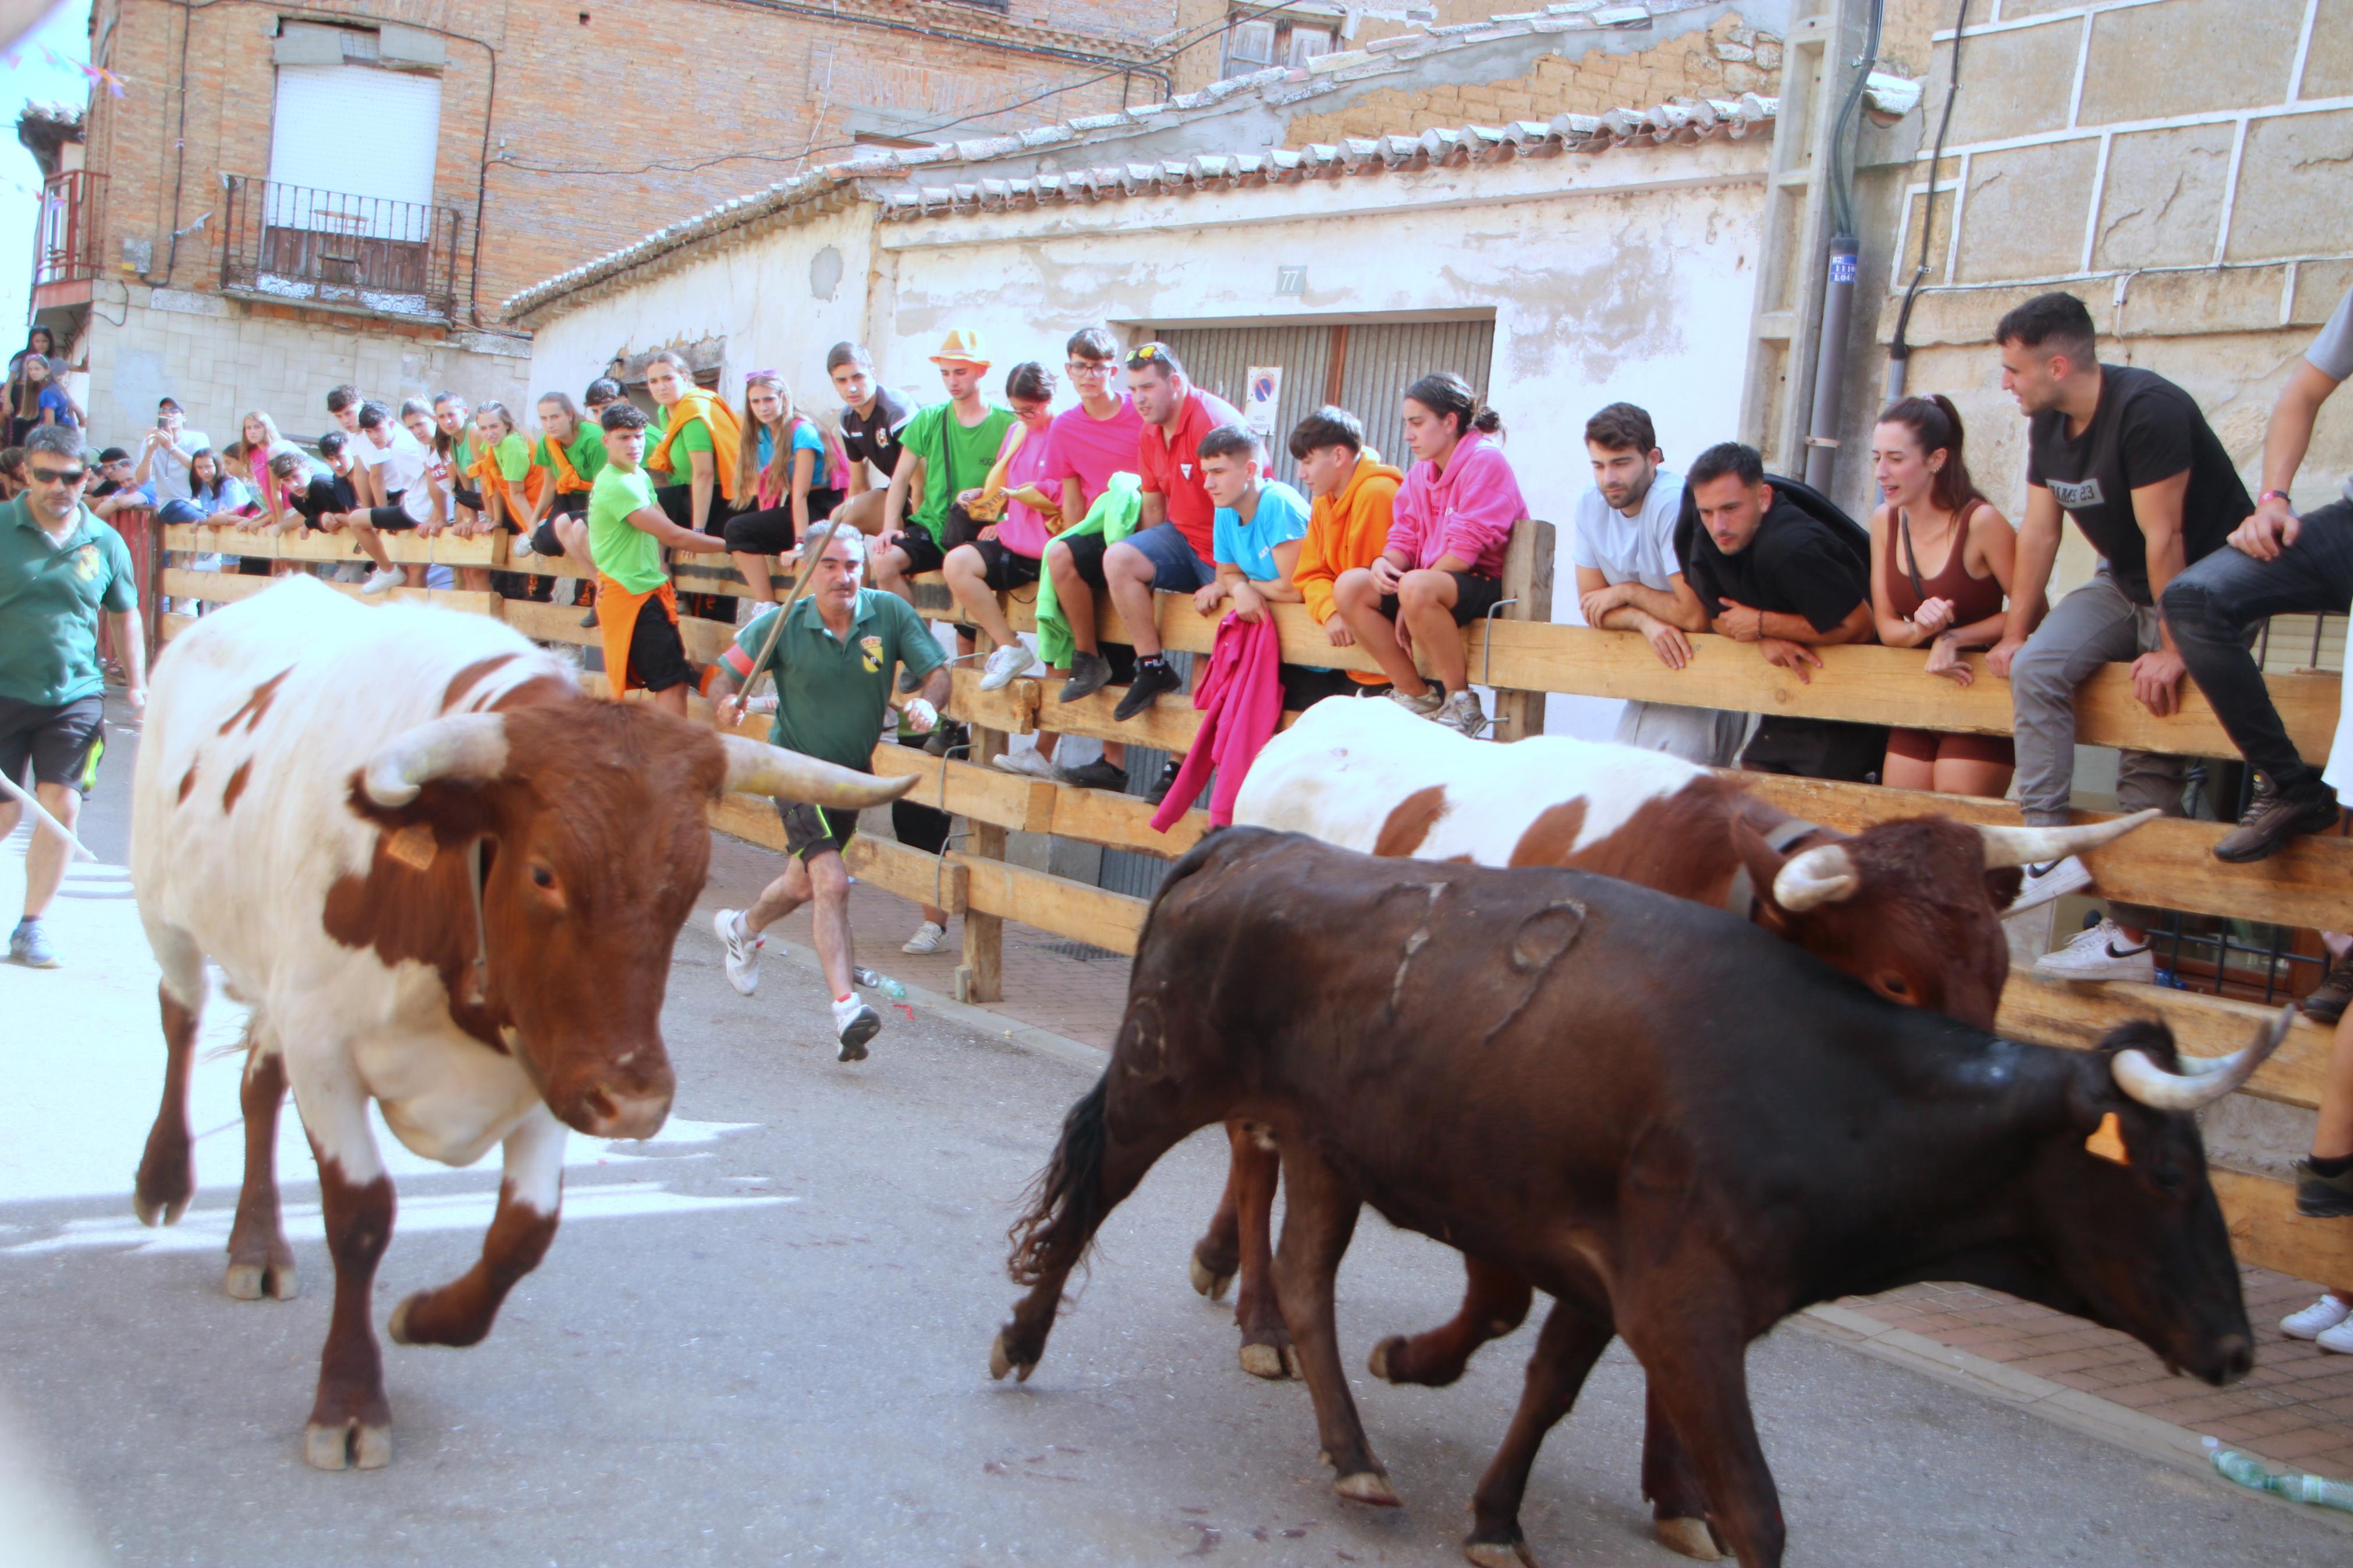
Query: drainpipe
1803 233 1858 493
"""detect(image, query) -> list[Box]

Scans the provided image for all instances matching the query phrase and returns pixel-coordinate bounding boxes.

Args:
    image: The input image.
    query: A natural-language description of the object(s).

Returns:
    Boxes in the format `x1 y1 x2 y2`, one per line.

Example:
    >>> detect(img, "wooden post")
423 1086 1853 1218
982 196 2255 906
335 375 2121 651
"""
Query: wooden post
957 623 1008 1005
1489 519 1555 743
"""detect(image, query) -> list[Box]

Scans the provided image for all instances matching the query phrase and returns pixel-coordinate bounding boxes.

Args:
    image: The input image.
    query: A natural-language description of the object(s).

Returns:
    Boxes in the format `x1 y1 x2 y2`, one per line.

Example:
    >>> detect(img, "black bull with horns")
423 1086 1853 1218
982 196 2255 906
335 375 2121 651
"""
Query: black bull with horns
996 829 2279 1568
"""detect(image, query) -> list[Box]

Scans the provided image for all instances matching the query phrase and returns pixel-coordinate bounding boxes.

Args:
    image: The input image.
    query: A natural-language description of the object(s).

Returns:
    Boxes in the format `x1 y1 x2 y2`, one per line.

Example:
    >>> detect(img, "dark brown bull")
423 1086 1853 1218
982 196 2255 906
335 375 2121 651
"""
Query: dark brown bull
999 830 2271 1568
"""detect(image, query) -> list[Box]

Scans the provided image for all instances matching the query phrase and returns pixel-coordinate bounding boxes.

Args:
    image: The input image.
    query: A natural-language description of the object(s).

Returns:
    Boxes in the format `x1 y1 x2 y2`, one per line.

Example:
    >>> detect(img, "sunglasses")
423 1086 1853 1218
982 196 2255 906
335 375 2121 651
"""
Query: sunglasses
1124 344 1167 368
29 466 87 486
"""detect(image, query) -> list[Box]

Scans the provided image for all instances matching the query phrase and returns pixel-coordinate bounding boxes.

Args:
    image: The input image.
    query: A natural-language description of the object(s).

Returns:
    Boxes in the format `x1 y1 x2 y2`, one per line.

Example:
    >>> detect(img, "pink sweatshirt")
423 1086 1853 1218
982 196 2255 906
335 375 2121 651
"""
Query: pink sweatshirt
1384 429 1524 577
1149 611 1283 833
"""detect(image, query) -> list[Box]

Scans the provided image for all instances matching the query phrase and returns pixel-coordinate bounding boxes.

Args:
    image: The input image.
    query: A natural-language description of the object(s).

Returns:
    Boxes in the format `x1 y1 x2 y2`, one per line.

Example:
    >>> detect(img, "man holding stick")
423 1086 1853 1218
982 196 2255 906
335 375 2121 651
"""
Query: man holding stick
1 425 143 968
709 521 950 1061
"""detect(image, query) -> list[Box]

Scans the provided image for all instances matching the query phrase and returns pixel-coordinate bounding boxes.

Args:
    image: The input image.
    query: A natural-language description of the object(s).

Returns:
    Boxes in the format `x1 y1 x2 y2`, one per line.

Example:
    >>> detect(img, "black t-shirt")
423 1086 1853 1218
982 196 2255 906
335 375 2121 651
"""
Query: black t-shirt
285 472 354 522
2025 364 2249 605
839 386 914 481
1678 491 1872 631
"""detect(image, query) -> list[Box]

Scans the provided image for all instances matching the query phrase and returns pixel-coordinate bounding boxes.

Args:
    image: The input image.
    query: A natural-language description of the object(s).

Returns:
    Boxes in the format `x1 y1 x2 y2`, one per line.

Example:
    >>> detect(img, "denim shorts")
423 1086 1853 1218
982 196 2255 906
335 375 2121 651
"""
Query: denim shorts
1114 520 1214 594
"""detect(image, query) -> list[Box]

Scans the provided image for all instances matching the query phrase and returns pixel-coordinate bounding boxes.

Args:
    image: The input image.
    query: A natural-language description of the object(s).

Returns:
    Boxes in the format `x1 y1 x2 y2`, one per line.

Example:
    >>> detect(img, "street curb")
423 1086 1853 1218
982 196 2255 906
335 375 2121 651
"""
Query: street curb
1791 1303 2353 1534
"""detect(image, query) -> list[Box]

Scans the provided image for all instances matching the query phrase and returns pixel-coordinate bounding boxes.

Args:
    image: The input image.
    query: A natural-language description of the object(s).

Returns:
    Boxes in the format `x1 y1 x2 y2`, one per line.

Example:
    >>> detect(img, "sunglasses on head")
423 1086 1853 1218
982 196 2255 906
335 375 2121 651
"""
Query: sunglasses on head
29 465 86 486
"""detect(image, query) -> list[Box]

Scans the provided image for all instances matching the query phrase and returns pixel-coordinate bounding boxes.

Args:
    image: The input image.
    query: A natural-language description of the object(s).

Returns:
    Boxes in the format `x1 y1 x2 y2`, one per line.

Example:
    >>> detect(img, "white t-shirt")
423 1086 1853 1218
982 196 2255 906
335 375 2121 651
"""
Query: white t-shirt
147 428 212 506
345 424 391 470
372 427 442 524
1570 465 1687 595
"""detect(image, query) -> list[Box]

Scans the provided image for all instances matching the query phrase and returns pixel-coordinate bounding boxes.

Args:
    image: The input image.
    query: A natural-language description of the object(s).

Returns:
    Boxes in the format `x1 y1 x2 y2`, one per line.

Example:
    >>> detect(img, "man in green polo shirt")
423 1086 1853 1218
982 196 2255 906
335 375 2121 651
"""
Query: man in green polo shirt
708 522 949 1060
2 425 144 969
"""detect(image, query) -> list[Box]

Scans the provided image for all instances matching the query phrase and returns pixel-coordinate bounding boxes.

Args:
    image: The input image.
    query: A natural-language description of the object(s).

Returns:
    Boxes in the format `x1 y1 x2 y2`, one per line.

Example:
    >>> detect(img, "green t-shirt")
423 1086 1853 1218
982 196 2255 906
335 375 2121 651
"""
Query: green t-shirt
725 590 945 773
481 431 530 482
534 423 607 488
651 406 713 483
901 400 1013 535
0 498 139 706
587 465 666 595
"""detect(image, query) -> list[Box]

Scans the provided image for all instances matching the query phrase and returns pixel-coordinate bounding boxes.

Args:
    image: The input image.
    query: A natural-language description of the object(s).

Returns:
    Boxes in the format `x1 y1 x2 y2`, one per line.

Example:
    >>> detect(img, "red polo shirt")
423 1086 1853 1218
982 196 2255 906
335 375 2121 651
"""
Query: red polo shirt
1137 386 1244 561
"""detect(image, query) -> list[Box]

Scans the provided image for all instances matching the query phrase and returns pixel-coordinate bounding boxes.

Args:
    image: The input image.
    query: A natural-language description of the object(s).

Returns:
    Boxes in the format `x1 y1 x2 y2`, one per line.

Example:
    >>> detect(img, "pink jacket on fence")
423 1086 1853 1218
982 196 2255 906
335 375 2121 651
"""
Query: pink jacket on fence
1384 429 1524 578
1149 611 1283 833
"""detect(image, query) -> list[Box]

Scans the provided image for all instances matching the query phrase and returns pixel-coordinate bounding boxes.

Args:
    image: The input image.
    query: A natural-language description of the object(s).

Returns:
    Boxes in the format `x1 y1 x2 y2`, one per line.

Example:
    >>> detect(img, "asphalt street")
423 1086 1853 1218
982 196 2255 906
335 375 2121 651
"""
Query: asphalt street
0 699 2345 1566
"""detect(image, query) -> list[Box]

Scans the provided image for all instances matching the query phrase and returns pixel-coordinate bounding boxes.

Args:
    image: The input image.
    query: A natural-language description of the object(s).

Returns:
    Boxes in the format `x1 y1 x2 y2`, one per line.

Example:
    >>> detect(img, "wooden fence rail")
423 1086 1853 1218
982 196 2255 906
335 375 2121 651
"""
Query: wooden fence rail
152 525 2353 1289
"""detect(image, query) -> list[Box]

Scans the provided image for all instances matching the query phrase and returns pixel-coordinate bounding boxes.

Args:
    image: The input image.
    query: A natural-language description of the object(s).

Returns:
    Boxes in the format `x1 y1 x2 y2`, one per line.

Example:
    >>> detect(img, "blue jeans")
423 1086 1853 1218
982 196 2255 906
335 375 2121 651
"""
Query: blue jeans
2162 498 2353 794
1111 520 1214 594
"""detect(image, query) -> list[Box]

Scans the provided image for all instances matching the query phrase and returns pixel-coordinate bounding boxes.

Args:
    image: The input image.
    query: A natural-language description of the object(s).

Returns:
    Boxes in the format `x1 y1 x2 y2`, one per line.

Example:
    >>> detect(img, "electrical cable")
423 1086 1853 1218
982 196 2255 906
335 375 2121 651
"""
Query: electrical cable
1825 0 1885 240
1887 0 1969 374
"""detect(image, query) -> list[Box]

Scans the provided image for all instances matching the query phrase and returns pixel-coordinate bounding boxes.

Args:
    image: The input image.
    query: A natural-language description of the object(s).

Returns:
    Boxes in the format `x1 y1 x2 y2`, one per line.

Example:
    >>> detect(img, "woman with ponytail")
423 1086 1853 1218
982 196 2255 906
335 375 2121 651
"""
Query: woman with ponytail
1331 371 1524 737
721 372 844 607
1868 393 2023 795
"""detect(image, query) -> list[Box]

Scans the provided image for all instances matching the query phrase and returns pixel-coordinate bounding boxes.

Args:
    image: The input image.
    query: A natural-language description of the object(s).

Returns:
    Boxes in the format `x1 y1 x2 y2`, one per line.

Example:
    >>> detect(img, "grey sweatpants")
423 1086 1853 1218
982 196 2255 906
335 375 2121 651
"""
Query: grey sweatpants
2010 568 2183 931
1613 700 1752 767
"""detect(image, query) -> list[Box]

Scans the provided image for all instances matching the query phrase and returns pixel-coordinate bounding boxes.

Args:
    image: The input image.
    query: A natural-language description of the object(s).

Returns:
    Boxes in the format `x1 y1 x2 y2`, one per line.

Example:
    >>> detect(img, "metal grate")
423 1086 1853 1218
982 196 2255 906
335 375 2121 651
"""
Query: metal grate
218 175 460 319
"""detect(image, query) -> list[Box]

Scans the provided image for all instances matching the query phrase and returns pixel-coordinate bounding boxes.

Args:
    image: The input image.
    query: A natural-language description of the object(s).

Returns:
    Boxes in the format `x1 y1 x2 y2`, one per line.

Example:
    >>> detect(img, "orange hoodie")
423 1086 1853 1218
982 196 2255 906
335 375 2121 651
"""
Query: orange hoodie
1296 453 1404 684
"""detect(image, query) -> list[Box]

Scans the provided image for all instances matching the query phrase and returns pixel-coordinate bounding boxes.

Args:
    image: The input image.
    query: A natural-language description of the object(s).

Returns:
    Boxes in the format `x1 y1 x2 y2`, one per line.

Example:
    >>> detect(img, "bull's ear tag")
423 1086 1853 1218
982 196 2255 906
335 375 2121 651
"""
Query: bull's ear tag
2085 1111 2130 1166
385 823 438 871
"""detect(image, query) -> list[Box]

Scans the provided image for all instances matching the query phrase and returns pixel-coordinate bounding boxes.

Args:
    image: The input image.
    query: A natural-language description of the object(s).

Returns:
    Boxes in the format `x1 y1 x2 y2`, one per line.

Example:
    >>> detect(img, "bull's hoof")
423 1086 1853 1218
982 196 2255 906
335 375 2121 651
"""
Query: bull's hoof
1238 1341 1293 1380
988 1329 1034 1384
303 1418 391 1471
1463 1539 1538 1568
1654 1517 1721 1562
1368 1335 1401 1382
1334 1470 1401 1507
224 1260 297 1301
131 1190 190 1228
387 1296 416 1346
1188 1251 1234 1302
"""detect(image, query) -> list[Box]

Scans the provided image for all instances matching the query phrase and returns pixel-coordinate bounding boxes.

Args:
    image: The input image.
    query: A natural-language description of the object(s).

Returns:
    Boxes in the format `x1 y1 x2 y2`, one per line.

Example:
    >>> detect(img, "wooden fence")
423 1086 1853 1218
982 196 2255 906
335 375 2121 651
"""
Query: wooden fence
154 522 2353 1292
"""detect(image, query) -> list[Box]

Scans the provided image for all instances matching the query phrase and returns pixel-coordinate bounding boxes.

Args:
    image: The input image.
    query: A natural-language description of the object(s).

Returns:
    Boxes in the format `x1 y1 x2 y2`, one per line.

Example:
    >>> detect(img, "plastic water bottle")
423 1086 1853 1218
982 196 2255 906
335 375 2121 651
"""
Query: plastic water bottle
852 967 908 1004
2208 1441 2353 1513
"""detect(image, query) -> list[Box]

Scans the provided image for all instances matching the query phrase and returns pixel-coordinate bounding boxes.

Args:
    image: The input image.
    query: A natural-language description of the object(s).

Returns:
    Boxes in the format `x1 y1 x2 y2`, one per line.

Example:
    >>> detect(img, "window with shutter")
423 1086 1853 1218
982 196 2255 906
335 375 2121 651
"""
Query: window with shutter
1223 19 1276 75
260 59 443 298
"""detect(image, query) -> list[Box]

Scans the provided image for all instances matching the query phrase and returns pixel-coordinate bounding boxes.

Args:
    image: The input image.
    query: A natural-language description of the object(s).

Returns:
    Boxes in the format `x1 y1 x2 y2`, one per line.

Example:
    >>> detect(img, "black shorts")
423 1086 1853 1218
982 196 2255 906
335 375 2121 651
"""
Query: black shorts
965 536 1042 593
892 522 946 578
1376 571 1506 627
1277 665 1361 712
365 491 416 532
723 504 799 556
656 483 729 538
528 518 568 559
623 595 695 694
779 799 858 860
1740 719 1889 784
450 485 485 514
0 694 106 797
1056 530 1112 590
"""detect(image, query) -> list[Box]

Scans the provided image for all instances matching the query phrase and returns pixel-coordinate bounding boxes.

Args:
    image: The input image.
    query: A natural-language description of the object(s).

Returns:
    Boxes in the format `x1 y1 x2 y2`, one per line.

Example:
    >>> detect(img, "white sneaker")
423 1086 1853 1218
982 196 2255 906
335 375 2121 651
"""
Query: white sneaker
1386 686 1445 719
979 642 1040 692
2283 1293 2351 1340
991 748 1062 782
2319 1315 2353 1354
511 534 535 558
714 908 762 995
2032 919 2155 983
2008 854 2092 914
359 567 403 597
1438 689 1489 738
832 993 881 1061
902 920 947 955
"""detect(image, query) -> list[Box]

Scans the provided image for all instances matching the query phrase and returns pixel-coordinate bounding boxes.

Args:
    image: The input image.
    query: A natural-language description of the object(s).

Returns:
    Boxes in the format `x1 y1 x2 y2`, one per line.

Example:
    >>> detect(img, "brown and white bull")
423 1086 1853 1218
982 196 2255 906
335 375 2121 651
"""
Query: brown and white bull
1209 697 2150 1555
129 577 910 1469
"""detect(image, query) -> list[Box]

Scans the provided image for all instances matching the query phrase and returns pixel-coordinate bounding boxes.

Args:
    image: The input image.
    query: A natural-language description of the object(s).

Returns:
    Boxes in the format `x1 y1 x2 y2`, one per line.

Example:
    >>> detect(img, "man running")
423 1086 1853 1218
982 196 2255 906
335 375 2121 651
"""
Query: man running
709 523 950 1060
1 426 144 968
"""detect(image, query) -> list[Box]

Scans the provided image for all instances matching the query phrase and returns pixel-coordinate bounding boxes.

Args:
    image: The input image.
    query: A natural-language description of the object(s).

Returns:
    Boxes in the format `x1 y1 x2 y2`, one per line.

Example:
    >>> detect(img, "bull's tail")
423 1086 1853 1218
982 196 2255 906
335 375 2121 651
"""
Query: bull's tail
1007 1073 1110 1287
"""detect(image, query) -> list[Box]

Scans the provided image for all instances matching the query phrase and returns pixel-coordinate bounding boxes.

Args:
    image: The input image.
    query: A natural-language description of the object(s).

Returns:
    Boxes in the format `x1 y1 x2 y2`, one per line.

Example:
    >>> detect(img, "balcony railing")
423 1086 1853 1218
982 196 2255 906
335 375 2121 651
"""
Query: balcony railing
218 175 460 321
32 169 104 301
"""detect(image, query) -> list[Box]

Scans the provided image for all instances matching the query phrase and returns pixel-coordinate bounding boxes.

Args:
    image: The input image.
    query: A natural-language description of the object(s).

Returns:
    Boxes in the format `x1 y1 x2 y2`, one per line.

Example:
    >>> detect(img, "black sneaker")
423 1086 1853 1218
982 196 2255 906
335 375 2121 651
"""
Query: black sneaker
2213 776 2340 863
1113 659 1184 722
1059 652 1113 703
1145 758 1185 808
924 720 969 758
1061 758 1129 792
2305 952 2353 1024
2294 1157 2353 1218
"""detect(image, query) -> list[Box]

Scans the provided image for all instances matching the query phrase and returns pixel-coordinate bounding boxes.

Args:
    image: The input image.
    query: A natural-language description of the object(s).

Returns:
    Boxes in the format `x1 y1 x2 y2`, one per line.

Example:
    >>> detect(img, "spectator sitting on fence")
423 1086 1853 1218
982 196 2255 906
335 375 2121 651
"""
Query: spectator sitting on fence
709 522 952 1062
1868 395 2022 799
1677 441 1886 782
326 385 386 521
1201 422 1357 708
872 328 1012 631
229 411 304 535
2163 280 2353 874
824 342 915 543
151 447 250 528
86 447 143 522
644 351 744 623
1332 372 1522 739
458 400 536 596
132 397 207 515
526 391 605 621
324 400 436 596
949 360 1063 698
586 401 728 718
1986 291 2249 983
1290 404 1403 701
722 371 844 610
1570 400 1744 766
431 392 483 537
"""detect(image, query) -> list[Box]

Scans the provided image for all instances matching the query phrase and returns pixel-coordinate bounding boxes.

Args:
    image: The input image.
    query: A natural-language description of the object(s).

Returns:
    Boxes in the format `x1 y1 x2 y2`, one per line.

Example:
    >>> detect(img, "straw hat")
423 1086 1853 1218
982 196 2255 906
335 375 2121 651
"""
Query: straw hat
929 328 991 368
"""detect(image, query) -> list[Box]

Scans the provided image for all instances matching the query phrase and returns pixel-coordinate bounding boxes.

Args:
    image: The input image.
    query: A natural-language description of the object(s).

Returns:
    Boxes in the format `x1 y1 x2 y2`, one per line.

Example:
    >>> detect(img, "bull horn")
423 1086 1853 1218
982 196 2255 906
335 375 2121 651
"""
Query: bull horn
363 713 510 806
2111 1005 2295 1112
718 735 918 810
1772 843 1861 912
1976 809 2162 870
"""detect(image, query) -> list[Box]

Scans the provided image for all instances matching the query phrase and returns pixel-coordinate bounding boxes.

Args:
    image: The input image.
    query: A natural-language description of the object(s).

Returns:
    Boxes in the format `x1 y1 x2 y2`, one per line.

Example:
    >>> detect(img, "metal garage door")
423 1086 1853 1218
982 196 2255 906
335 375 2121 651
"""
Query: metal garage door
1094 315 1498 902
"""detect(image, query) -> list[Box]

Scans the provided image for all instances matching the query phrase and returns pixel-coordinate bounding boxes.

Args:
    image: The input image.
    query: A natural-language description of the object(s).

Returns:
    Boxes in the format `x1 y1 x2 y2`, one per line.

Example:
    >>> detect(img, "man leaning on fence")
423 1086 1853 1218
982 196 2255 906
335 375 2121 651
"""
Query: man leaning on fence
1 426 144 970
